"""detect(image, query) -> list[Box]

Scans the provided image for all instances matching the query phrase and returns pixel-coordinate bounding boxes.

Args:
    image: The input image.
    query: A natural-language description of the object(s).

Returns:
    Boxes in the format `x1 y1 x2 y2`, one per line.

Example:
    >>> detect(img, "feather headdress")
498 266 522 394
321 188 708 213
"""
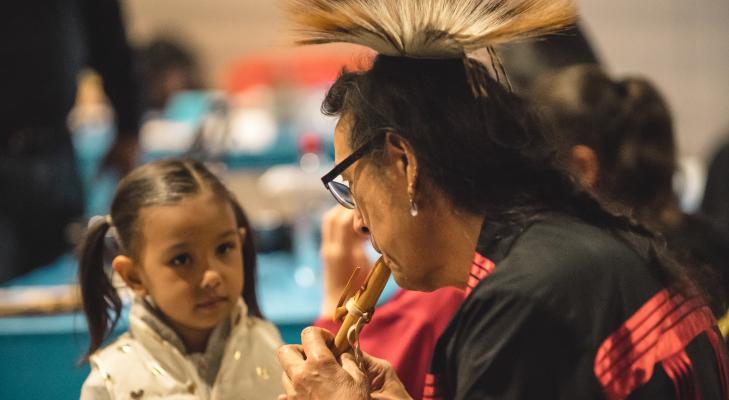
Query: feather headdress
288 0 577 59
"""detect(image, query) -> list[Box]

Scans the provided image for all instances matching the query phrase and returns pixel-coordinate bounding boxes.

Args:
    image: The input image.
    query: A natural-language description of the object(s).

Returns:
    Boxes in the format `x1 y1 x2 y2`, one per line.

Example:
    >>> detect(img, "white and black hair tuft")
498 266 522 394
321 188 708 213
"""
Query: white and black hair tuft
288 0 577 59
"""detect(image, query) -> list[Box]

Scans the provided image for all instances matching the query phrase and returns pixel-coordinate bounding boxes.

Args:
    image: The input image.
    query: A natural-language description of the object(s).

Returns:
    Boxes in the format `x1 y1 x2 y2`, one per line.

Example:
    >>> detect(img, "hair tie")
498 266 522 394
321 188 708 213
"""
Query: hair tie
87 215 108 228
87 215 124 255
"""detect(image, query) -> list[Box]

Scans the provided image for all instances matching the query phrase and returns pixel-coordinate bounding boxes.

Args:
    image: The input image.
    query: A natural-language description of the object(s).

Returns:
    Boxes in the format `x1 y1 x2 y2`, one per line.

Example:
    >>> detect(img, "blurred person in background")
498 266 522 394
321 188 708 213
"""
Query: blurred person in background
702 133 729 234
137 36 203 114
530 65 729 328
498 23 600 94
0 0 142 282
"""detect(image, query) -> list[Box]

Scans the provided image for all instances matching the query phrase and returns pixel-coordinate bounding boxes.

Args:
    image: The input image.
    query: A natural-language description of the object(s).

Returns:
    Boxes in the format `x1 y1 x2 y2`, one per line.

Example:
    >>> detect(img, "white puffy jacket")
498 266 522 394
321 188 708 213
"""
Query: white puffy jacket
80 298 283 399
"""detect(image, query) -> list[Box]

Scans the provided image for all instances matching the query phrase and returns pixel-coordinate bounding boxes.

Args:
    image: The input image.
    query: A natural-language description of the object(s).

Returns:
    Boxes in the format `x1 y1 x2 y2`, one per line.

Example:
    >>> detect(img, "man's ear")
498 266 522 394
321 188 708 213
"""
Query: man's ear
112 255 146 296
383 132 419 195
568 144 600 189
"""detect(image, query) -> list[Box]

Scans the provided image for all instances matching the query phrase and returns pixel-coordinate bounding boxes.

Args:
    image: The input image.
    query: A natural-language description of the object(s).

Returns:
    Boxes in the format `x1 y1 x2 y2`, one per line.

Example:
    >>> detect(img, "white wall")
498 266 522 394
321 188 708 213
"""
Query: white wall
123 0 729 160
579 0 729 159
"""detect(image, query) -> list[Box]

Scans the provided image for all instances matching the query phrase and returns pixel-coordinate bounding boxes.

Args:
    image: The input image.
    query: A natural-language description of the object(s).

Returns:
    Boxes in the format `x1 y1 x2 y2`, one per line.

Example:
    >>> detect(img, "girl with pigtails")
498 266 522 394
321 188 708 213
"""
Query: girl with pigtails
276 0 729 399
78 159 283 399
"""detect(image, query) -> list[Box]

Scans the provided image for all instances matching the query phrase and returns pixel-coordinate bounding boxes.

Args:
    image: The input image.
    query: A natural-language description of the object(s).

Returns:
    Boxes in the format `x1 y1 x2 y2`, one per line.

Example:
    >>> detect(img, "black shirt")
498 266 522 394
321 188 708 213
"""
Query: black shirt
703 141 729 234
1 0 140 136
428 212 729 399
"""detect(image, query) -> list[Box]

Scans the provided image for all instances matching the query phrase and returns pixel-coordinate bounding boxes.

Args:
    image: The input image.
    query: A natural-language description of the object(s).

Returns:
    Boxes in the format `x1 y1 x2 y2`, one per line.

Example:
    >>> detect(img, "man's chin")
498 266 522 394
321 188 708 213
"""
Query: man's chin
391 270 435 292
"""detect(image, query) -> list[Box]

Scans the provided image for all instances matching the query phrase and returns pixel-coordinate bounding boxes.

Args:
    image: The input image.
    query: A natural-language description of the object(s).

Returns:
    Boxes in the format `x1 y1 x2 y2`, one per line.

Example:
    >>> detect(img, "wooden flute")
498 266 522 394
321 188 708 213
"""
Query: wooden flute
332 257 391 355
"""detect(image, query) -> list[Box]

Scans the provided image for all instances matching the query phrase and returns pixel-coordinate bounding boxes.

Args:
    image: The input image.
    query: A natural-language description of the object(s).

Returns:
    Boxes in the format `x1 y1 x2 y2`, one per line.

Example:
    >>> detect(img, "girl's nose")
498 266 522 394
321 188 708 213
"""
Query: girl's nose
201 268 222 290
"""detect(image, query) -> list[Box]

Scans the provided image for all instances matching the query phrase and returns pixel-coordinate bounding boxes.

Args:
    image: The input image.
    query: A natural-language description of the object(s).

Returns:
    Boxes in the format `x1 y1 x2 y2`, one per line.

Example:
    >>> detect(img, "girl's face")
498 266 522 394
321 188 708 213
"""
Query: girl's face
125 192 244 342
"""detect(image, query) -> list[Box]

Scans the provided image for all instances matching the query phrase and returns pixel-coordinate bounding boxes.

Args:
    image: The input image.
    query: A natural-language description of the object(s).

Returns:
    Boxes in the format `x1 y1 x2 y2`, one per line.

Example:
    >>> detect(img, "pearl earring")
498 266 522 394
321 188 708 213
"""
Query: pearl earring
409 198 419 217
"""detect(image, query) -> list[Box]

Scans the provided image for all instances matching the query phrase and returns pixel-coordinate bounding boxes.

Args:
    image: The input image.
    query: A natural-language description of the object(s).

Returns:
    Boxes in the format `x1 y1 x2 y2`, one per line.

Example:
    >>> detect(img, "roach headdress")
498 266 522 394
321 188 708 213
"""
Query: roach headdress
288 0 577 93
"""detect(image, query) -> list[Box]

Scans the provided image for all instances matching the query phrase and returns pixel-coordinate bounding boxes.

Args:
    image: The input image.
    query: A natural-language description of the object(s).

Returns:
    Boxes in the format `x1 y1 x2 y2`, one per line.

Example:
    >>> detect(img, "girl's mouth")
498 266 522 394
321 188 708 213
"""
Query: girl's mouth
196 297 227 309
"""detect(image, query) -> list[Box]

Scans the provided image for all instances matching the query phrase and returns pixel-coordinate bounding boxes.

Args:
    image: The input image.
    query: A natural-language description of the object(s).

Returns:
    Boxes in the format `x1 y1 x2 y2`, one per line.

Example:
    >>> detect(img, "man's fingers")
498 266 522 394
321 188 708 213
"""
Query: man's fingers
281 371 296 398
300 326 337 365
340 352 365 382
277 344 305 378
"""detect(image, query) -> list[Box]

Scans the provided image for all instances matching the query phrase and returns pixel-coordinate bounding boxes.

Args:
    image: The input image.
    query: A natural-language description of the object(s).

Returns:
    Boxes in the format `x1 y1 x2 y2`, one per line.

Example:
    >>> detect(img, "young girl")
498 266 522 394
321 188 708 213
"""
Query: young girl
78 159 283 399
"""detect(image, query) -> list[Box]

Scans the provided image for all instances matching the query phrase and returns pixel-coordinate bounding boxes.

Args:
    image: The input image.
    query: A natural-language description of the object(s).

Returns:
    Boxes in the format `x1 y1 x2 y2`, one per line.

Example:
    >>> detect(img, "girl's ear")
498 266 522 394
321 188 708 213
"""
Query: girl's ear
238 227 247 244
112 255 146 296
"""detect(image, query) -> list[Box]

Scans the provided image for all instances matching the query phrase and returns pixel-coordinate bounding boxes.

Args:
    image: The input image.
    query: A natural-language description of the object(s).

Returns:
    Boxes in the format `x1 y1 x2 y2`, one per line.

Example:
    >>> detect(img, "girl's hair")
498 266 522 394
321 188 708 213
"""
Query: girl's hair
528 65 678 226
322 55 689 295
78 159 261 360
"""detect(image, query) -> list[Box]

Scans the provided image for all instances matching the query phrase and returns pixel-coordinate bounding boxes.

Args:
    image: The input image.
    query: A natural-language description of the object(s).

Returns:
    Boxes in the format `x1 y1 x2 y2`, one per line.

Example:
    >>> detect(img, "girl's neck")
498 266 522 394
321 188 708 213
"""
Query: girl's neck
142 297 216 354
173 324 214 353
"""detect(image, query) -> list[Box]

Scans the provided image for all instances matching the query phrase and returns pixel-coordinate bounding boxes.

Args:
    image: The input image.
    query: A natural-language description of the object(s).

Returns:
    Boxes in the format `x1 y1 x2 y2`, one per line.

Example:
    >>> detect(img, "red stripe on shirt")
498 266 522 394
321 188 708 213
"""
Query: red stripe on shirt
465 252 495 297
423 373 443 400
425 254 493 399
594 288 720 400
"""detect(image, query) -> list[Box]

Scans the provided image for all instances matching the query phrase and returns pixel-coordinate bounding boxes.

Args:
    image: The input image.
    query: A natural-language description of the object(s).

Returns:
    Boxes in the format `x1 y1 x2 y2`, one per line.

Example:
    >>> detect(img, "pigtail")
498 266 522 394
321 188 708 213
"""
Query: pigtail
230 198 264 319
77 217 122 361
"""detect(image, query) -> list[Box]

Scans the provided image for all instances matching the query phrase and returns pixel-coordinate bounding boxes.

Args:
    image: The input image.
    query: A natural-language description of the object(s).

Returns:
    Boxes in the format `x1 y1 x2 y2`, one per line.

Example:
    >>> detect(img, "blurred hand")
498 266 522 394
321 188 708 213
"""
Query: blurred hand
276 327 411 400
100 134 139 176
320 206 372 317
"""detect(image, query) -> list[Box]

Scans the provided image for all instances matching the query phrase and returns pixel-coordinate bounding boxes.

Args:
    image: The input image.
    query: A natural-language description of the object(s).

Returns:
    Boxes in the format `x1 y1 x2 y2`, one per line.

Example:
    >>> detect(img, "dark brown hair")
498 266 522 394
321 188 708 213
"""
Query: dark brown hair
529 65 726 314
529 64 678 225
78 159 261 360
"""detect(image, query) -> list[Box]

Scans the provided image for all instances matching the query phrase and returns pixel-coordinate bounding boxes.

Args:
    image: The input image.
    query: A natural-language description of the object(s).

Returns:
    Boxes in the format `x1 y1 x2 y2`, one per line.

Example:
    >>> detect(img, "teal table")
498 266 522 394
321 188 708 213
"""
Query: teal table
0 253 320 399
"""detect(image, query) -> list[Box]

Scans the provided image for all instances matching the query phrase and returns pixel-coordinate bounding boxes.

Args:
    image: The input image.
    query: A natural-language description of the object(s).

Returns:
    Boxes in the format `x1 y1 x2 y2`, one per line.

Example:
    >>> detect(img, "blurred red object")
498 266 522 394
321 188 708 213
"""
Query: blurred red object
299 132 322 154
225 44 374 92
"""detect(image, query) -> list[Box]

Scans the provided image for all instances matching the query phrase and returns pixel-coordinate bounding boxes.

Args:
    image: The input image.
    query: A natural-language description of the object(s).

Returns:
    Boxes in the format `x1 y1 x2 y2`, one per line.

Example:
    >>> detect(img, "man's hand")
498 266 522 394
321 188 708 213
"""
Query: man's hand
276 327 411 400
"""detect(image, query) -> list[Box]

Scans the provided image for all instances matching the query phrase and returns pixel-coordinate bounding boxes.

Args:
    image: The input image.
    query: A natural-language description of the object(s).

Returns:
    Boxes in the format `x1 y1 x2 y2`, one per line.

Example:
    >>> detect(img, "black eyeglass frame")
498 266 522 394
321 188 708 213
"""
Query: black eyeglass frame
321 130 387 209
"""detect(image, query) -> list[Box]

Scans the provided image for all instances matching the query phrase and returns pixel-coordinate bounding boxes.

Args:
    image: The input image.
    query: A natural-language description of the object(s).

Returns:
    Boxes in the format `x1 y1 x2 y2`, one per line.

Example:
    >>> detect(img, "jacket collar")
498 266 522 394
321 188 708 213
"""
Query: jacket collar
128 296 247 385
474 212 543 265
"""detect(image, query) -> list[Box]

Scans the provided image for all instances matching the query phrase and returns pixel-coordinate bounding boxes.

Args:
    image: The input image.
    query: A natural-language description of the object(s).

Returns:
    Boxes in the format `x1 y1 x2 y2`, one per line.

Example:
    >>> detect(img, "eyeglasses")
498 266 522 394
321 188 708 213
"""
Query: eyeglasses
321 132 386 209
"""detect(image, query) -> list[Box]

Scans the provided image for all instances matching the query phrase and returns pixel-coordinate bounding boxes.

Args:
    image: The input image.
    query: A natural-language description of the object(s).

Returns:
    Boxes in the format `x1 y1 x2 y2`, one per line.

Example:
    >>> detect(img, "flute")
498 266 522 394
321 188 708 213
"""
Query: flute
332 257 391 356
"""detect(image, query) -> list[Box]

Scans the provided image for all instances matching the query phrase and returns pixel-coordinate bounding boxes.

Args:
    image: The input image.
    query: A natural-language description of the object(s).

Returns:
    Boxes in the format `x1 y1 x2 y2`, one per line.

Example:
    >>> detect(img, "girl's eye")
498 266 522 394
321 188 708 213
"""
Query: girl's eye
170 254 191 266
217 242 236 256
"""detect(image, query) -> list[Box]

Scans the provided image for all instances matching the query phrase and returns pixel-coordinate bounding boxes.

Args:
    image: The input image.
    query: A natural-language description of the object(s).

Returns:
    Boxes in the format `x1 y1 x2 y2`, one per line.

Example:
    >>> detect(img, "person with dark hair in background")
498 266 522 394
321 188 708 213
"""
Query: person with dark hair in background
275 1 729 399
137 36 203 112
498 23 600 93
0 0 142 282
530 64 729 331
703 136 729 234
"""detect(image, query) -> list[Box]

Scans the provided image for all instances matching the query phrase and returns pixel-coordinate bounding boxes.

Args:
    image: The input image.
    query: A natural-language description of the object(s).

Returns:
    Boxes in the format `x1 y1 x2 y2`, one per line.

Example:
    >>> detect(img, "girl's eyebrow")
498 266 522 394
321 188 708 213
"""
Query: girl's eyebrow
165 242 190 252
217 229 237 239
162 229 238 252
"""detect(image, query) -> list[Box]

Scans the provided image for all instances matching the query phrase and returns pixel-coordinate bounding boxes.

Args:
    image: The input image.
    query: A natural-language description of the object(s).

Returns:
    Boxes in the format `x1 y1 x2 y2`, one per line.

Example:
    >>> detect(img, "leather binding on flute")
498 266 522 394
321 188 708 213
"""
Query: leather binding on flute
332 257 391 356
